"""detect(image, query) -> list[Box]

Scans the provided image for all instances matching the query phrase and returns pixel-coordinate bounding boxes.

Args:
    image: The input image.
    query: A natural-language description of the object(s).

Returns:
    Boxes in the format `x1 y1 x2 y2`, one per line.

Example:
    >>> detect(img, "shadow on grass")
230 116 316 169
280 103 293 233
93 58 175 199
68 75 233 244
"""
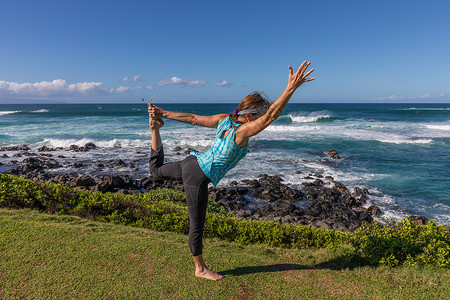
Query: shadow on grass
221 256 370 276
221 263 313 276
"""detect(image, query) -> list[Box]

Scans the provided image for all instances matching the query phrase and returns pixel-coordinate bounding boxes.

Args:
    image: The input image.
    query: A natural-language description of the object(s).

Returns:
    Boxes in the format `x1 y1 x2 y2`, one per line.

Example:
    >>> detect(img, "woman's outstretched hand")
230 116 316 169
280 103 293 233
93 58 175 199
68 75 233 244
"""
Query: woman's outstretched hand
287 61 314 91
148 103 164 118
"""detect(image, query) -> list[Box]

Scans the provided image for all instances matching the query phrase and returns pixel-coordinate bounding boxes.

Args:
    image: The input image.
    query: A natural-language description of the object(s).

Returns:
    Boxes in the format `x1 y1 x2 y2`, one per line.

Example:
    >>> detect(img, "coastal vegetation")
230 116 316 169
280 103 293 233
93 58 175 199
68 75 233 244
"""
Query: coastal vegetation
1 173 449 268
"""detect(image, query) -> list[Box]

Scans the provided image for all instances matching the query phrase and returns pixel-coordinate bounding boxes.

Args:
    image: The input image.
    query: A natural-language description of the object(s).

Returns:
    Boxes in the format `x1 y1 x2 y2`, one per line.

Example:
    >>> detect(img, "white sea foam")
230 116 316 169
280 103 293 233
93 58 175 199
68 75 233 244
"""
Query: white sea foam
430 201 450 225
282 110 331 123
287 111 331 123
264 125 312 132
165 139 214 148
432 202 450 211
376 138 433 144
36 137 149 149
162 127 216 149
345 123 411 131
0 111 20 116
424 124 450 131
433 214 450 225
299 160 386 183
366 191 410 222
263 124 434 144
31 109 49 113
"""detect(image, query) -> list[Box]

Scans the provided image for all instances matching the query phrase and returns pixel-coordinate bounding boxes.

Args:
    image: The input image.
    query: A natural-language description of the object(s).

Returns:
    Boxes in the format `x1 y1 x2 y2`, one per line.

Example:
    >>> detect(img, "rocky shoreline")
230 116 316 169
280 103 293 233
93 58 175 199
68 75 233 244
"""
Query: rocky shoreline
1 143 428 231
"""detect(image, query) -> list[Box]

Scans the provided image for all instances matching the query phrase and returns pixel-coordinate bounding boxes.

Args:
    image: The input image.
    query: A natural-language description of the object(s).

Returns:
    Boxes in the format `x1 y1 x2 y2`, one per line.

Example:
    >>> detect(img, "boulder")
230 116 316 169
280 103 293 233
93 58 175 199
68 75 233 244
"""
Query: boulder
74 176 95 187
315 220 332 229
342 194 357 208
38 146 55 152
10 157 61 174
184 148 197 155
408 215 429 225
73 162 84 168
366 205 382 216
102 175 126 188
327 149 341 159
0 145 29 151
334 182 349 195
316 187 340 203
112 159 127 167
255 200 301 220
84 142 96 150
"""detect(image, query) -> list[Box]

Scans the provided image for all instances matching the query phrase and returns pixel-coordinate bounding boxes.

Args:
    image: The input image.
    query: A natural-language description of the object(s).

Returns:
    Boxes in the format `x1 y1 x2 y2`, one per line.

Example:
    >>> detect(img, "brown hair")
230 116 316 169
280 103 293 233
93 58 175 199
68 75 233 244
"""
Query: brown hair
231 92 271 120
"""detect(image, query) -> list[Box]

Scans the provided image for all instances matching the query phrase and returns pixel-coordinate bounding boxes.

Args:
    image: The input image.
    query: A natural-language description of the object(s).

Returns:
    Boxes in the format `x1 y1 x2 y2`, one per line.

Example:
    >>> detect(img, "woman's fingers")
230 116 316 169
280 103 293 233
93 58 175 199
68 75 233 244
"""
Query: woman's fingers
299 62 311 77
296 61 308 75
303 68 314 78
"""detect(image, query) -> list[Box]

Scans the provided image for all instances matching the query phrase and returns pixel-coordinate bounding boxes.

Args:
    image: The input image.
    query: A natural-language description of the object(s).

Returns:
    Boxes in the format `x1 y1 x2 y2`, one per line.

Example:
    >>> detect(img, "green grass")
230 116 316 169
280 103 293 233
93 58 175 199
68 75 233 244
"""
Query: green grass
1 208 449 299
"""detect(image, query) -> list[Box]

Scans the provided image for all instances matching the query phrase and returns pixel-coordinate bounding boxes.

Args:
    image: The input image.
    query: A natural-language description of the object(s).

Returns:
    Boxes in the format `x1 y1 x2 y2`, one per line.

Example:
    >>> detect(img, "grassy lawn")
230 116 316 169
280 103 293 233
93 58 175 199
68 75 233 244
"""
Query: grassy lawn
1 208 449 299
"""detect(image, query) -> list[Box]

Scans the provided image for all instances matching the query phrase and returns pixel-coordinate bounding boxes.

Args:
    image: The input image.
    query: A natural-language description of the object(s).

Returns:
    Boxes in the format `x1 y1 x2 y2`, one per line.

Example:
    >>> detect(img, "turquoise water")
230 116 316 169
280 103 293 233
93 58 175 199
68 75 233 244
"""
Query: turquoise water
1 103 449 224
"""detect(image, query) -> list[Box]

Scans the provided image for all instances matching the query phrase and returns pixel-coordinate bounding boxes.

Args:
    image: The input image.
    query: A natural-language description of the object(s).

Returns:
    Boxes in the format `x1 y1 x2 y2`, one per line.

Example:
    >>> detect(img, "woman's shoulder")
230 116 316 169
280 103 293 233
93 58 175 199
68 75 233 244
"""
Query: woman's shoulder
218 115 229 123
217 115 229 127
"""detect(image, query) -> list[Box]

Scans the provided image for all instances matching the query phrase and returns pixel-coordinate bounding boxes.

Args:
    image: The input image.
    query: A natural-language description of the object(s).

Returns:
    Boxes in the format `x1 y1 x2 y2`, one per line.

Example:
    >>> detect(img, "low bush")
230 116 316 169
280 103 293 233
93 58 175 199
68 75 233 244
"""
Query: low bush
0 173 350 249
351 219 450 267
1 173 449 267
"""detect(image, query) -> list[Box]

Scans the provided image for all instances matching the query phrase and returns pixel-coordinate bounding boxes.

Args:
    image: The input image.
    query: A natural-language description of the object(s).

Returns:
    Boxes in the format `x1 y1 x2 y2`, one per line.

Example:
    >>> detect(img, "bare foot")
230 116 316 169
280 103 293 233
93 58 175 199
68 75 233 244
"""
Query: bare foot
149 117 164 129
195 267 224 281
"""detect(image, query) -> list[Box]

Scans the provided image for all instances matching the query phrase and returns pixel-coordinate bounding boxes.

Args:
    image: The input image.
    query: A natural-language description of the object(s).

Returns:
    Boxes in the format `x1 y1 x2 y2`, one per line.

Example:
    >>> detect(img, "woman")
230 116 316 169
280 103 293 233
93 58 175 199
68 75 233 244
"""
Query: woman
148 60 314 281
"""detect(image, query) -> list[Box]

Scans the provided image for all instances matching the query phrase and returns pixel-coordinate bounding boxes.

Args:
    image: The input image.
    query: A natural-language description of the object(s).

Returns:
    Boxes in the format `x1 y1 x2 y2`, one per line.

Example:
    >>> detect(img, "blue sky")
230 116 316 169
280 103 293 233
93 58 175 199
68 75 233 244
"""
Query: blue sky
1 0 449 103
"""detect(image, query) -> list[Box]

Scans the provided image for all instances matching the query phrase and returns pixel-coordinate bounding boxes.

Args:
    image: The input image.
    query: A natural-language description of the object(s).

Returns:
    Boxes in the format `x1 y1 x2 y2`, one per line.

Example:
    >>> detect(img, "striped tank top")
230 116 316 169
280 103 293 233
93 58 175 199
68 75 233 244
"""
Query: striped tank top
192 117 248 186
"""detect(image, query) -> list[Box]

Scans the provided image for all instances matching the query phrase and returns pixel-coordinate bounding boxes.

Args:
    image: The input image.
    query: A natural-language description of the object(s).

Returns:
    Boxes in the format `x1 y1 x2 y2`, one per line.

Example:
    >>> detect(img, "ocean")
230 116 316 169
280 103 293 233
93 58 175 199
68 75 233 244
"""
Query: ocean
1 103 449 225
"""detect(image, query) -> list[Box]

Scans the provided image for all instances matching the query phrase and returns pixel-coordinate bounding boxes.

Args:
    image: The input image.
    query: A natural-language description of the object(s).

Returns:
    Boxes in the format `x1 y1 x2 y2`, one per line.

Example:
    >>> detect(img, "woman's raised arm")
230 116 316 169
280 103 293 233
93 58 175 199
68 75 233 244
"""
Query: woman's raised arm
235 60 314 146
148 104 228 128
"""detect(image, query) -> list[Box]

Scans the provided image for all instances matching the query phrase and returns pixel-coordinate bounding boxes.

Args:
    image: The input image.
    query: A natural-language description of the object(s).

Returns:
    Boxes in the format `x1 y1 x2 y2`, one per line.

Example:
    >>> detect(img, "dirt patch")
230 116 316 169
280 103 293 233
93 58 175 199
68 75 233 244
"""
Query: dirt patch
237 283 254 300
162 288 174 299
126 253 141 260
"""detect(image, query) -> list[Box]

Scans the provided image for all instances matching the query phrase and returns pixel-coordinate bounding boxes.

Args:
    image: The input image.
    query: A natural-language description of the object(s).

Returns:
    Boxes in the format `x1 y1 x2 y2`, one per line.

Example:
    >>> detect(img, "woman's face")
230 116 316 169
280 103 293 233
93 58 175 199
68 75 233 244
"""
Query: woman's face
246 113 264 122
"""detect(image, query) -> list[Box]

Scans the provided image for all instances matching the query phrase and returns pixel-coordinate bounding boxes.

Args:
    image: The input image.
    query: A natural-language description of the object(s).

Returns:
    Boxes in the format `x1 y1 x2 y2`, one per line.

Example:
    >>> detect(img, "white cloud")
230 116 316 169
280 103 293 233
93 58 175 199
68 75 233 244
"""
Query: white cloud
121 74 141 83
0 79 146 97
157 77 186 86
372 93 448 101
146 86 153 90
0 79 109 97
156 76 206 87
187 79 206 87
116 86 130 93
214 80 231 87
117 86 144 93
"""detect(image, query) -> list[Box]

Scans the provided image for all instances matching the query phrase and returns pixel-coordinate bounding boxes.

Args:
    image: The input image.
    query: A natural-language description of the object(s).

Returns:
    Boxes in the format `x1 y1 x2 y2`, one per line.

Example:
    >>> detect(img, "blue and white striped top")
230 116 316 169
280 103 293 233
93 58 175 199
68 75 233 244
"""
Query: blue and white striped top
192 117 248 186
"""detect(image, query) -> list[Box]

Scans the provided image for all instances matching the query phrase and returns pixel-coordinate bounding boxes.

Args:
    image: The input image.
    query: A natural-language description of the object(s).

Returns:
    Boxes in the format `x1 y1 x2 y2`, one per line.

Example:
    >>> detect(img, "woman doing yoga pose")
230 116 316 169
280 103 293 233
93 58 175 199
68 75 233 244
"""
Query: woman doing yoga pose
148 60 314 281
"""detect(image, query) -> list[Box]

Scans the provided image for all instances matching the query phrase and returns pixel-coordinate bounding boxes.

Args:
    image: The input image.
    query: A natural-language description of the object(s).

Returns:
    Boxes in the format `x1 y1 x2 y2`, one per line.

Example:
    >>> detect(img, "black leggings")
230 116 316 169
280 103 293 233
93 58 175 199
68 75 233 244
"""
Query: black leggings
149 147 210 256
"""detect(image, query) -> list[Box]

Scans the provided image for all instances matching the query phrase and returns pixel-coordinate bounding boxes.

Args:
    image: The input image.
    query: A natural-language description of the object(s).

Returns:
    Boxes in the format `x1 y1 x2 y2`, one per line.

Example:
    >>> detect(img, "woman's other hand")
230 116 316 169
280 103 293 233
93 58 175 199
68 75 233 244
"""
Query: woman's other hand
287 61 315 90
148 103 164 118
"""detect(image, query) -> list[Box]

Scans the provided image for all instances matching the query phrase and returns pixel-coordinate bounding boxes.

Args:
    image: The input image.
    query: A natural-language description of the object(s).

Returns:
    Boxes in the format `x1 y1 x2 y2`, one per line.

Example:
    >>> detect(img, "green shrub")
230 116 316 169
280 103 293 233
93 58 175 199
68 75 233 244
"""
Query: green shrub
351 219 450 267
